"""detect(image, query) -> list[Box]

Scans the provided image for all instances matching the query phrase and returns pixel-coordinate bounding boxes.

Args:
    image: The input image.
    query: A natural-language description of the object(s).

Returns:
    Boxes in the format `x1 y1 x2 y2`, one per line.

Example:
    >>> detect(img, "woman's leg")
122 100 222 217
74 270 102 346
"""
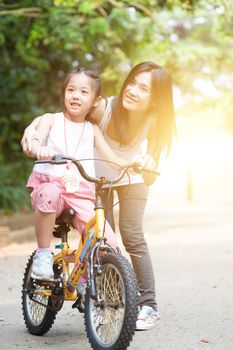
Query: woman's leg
65 187 119 250
116 184 157 311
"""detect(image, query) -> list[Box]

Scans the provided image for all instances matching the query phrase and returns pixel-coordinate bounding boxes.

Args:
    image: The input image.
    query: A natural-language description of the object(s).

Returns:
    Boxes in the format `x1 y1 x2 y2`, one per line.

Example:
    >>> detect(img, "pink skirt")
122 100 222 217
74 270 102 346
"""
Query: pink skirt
27 171 118 249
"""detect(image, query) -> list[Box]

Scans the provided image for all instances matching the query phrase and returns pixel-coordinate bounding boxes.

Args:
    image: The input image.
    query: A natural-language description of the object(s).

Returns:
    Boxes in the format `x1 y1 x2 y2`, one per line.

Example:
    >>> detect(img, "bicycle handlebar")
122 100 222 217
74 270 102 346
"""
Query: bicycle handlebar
34 155 160 185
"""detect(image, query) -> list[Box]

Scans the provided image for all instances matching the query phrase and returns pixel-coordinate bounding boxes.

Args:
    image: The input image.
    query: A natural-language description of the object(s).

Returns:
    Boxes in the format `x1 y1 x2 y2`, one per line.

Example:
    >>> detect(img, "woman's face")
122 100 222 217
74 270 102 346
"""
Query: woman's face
122 71 152 113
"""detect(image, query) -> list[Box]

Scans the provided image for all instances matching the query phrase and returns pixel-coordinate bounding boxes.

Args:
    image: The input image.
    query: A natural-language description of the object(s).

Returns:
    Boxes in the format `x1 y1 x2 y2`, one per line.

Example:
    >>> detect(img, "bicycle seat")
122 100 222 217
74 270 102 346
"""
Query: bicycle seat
53 208 76 238
55 208 76 226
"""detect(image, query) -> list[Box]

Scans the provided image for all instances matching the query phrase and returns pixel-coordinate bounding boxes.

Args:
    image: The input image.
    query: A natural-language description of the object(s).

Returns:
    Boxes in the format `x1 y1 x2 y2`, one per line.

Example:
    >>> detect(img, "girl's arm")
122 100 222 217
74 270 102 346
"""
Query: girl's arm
21 113 52 155
93 125 129 168
30 114 54 160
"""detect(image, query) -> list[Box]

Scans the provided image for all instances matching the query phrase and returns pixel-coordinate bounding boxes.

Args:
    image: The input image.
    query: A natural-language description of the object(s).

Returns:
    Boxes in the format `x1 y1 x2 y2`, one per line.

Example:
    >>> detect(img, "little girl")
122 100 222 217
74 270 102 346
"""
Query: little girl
27 68 128 281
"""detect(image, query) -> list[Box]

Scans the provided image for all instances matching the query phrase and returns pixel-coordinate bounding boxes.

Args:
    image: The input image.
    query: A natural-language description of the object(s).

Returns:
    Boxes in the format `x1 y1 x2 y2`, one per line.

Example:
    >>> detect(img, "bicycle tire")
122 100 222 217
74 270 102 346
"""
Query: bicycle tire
84 253 137 350
21 252 60 335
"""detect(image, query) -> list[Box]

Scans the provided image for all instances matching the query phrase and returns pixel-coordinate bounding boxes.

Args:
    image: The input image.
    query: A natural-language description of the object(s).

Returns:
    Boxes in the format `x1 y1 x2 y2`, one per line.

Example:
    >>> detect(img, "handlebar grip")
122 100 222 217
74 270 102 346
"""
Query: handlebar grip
142 168 160 176
34 154 68 165
131 163 160 176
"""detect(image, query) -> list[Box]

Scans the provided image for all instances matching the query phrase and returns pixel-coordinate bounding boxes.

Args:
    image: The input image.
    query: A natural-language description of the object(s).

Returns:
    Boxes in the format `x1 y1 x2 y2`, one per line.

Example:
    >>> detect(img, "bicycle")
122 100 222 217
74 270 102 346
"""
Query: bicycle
21 155 158 350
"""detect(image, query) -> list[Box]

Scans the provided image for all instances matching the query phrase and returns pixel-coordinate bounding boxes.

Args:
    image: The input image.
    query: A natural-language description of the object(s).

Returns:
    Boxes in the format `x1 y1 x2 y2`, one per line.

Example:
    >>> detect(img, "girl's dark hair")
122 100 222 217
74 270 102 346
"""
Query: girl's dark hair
112 61 176 161
60 68 101 111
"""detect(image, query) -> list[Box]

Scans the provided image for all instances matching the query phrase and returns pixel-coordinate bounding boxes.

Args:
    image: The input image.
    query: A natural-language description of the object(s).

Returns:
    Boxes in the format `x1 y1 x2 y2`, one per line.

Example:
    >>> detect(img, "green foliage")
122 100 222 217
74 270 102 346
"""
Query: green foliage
0 160 32 212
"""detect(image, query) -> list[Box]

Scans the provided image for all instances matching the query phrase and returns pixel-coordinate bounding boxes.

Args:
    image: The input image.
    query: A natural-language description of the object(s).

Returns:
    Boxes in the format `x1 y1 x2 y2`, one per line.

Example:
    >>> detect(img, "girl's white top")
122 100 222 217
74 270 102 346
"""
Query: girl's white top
33 112 95 181
94 97 153 187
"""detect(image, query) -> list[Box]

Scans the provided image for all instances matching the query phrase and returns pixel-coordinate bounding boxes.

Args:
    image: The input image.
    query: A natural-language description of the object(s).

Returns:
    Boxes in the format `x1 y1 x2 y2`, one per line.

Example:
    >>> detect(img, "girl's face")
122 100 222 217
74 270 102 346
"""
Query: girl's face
122 71 152 114
64 73 98 121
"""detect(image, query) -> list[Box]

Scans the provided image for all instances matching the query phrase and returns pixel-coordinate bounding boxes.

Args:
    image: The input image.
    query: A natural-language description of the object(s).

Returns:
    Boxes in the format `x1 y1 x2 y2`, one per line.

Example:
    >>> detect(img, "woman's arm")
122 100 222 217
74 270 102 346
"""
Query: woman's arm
21 113 52 156
30 114 54 160
88 98 106 124
143 131 160 186
93 125 129 168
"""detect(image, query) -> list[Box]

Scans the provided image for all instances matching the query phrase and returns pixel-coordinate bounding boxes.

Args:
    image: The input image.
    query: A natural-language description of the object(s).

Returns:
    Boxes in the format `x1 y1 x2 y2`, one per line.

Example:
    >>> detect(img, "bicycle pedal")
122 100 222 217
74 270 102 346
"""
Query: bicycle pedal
33 279 59 286
72 298 85 313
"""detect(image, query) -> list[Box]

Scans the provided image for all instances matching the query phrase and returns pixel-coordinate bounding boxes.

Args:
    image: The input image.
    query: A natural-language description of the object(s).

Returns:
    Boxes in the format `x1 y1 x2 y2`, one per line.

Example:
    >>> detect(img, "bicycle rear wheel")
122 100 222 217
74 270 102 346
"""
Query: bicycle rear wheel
84 253 137 350
21 252 62 335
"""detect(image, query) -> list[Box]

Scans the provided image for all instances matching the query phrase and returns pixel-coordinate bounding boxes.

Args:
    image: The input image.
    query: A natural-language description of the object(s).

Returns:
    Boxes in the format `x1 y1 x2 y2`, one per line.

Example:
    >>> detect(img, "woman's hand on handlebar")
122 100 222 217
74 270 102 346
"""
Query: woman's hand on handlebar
131 154 159 186
132 154 157 172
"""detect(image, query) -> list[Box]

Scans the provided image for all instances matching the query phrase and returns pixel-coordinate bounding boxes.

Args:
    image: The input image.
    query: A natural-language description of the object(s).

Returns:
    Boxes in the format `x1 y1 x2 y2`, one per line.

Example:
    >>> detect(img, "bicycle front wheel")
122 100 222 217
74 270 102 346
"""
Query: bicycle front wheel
84 253 137 350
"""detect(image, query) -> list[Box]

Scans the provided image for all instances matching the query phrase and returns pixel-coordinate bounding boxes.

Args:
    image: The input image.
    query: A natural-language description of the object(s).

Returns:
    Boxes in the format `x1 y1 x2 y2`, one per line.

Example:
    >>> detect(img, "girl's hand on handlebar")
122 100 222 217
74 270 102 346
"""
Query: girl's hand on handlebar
34 146 54 160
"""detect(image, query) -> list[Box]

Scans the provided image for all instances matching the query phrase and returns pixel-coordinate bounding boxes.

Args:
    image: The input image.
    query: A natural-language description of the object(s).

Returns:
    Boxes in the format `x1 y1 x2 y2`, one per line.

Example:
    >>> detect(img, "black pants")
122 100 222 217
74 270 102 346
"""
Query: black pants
102 183 157 311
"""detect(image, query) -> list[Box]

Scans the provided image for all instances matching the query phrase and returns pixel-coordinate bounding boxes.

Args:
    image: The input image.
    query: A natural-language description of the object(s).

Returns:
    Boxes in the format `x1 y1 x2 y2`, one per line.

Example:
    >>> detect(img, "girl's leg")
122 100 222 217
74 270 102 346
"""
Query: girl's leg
30 182 64 280
65 192 119 250
35 210 56 248
74 201 119 250
116 184 157 311
31 182 64 248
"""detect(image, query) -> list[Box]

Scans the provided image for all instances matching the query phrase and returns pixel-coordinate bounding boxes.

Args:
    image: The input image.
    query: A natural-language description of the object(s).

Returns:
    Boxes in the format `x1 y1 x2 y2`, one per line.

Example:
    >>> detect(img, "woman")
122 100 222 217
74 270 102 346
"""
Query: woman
21 61 176 331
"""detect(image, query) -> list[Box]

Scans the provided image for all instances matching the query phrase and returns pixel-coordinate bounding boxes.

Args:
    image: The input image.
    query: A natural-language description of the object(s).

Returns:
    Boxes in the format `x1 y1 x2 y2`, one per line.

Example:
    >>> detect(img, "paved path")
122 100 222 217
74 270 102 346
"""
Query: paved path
0 203 233 350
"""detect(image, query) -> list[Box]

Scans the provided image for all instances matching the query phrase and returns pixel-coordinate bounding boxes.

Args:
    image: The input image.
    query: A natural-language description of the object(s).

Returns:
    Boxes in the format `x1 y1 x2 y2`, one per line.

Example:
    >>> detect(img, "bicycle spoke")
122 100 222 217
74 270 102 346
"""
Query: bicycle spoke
27 286 48 325
22 253 58 335
88 263 125 345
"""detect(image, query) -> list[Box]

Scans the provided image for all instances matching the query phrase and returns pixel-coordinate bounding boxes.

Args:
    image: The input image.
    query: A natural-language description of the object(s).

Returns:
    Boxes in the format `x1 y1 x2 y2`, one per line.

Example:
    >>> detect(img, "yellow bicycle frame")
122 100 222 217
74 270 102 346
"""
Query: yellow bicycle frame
52 207 106 301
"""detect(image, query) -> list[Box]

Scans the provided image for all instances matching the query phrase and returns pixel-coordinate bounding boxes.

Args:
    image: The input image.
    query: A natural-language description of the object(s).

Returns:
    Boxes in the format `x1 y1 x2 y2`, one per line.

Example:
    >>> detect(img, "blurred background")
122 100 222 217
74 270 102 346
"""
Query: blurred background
0 0 232 214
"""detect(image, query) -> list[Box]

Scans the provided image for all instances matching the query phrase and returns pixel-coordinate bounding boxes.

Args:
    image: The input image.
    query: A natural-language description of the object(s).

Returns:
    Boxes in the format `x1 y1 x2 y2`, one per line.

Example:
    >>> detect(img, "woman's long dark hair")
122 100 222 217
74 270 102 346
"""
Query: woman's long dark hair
111 61 176 161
